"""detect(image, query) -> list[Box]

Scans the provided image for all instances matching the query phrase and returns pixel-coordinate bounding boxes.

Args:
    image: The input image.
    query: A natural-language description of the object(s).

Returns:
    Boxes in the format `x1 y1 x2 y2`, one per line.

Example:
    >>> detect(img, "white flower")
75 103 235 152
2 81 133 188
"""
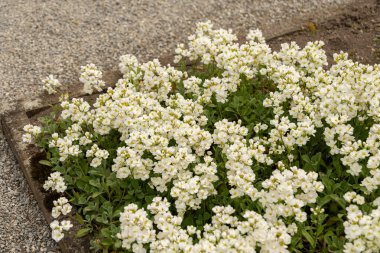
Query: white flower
51 229 64 242
344 204 380 253
51 197 72 218
42 75 62 94
86 144 109 168
22 124 42 144
43 172 67 193
50 220 64 242
117 204 156 251
119 54 139 78
80 63 106 94
51 207 61 219
49 220 73 242
61 220 73 231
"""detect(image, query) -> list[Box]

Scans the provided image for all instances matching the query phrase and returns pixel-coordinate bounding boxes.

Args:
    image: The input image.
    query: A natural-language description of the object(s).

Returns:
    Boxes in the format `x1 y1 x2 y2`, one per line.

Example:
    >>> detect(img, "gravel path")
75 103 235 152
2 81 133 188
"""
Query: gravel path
0 0 359 251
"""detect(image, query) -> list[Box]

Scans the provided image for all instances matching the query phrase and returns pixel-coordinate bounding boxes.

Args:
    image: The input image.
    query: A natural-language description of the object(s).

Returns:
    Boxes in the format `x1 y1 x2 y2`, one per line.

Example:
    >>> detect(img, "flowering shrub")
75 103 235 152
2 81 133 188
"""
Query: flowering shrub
24 21 380 252
42 75 62 94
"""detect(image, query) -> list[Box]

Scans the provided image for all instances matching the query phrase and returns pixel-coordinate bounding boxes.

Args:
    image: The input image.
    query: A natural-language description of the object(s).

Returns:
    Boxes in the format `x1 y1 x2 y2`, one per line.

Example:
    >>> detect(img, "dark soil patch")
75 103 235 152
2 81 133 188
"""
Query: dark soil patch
44 191 61 211
268 3 380 65
30 152 52 184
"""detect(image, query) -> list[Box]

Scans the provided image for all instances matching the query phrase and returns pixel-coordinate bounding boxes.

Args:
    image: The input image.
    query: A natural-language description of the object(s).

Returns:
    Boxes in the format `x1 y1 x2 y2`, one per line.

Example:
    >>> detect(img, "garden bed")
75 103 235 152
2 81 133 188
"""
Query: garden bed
1 2 379 252
268 1 380 65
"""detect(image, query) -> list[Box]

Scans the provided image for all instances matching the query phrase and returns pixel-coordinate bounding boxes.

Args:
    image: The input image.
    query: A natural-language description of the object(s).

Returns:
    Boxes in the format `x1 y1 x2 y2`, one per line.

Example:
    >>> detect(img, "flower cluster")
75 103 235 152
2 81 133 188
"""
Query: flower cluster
260 165 324 223
51 197 72 218
45 177 73 242
50 220 73 242
344 204 380 253
86 144 109 168
171 156 218 215
343 192 365 205
118 197 295 252
22 124 41 144
43 172 67 193
43 175 72 241
117 203 156 251
119 54 139 79
80 63 106 94
87 81 214 194
42 75 62 94
213 119 273 199
60 98 92 124
48 134 81 162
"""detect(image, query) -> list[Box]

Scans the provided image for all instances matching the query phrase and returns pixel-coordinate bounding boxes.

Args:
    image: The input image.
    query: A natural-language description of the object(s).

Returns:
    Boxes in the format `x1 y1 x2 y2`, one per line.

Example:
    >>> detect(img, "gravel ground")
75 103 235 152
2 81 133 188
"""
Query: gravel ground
0 0 359 252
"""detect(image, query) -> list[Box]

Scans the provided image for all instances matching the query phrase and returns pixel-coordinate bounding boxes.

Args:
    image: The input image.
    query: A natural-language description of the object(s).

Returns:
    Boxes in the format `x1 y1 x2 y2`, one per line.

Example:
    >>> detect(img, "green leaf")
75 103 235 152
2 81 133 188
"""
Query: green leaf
101 228 111 237
76 180 88 191
102 201 113 214
88 169 104 176
83 202 98 213
203 212 211 222
114 240 122 248
91 192 103 199
301 154 311 163
39 160 52 167
321 175 333 193
182 215 194 227
332 157 342 170
329 194 346 209
302 229 316 248
76 228 91 237
102 238 114 246
75 213 85 225
316 225 325 237
77 195 87 205
96 215 109 224
311 152 321 164
89 179 101 189
144 195 154 203
326 216 340 226
131 180 139 189
318 195 331 207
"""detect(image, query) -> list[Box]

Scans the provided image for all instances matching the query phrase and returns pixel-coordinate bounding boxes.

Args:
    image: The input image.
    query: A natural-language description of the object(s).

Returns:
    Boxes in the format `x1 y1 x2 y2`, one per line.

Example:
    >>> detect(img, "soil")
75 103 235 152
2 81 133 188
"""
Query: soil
30 152 52 184
268 2 380 65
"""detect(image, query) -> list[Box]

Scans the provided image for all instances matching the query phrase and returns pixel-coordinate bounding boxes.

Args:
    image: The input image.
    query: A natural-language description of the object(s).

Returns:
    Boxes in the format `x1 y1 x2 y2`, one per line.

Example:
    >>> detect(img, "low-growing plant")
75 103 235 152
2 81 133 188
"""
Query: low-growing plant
23 21 380 253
